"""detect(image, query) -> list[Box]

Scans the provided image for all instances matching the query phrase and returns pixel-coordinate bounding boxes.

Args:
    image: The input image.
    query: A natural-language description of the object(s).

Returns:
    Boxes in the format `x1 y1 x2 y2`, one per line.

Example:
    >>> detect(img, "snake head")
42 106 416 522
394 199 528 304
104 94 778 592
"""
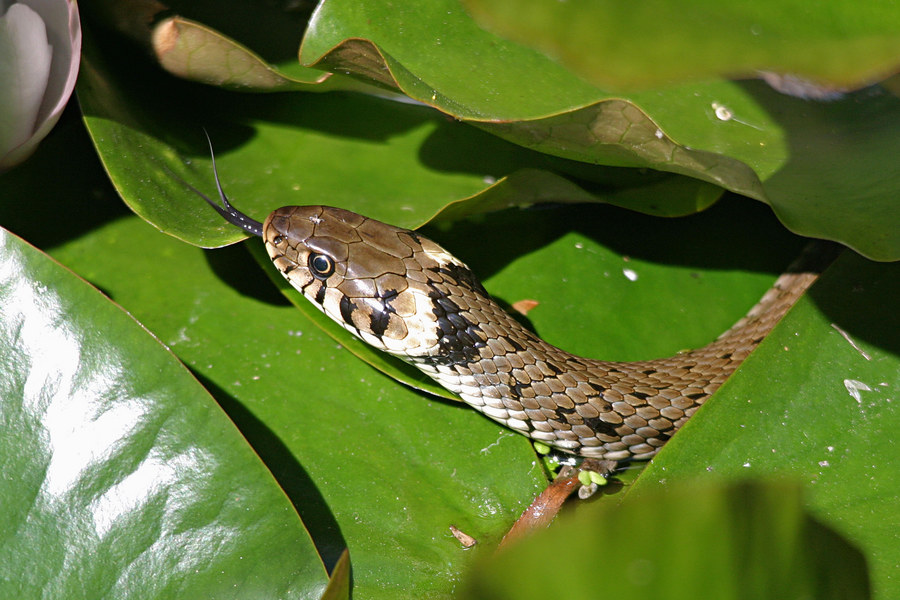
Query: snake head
263 205 476 358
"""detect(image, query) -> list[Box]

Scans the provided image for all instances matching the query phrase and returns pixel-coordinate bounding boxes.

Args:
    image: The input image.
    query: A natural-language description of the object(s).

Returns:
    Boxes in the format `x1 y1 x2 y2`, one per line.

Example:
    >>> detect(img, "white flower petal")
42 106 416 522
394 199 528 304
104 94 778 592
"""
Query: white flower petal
21 0 82 124
0 3 53 159
0 0 80 171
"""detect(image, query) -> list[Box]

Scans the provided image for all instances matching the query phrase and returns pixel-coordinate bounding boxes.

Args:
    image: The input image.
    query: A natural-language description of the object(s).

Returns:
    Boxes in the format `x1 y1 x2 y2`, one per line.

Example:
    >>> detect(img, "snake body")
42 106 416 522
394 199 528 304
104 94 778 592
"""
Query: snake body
198 169 826 460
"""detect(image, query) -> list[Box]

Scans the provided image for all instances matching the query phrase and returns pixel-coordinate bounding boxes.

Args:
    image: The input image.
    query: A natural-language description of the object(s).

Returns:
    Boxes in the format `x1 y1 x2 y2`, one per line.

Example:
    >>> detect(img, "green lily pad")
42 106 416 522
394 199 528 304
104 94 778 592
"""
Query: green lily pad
462 480 870 599
464 0 900 91
0 228 329 599
430 167 725 223
478 82 900 260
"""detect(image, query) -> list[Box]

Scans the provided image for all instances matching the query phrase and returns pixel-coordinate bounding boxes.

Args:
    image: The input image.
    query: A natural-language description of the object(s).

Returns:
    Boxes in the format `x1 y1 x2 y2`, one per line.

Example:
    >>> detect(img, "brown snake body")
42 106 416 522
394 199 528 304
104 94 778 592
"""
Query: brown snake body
198 169 830 461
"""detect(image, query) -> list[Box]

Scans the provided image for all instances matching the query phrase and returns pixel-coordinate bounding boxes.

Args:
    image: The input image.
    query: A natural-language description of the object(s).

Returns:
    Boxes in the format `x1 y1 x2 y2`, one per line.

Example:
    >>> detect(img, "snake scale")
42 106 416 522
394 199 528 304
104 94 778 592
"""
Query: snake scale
197 161 829 461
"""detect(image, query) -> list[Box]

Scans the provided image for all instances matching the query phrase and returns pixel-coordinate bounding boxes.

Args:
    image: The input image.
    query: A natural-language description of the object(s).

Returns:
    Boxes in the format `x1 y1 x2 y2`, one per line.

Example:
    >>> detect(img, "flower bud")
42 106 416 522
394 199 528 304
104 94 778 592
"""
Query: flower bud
0 0 80 171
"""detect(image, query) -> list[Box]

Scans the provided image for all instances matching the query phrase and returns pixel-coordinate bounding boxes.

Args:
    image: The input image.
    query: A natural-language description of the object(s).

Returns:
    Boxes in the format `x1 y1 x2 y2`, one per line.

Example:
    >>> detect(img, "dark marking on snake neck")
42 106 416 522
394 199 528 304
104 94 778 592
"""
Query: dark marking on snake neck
429 288 483 363
314 284 327 306
339 295 356 327
447 312 469 332
455 329 479 348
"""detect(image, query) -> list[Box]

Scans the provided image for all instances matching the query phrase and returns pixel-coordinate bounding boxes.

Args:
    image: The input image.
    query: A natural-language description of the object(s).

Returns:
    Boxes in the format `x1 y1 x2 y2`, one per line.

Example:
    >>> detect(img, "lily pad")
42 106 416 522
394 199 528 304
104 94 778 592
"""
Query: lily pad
0 228 329 599
462 480 870 599
464 0 900 91
151 16 331 91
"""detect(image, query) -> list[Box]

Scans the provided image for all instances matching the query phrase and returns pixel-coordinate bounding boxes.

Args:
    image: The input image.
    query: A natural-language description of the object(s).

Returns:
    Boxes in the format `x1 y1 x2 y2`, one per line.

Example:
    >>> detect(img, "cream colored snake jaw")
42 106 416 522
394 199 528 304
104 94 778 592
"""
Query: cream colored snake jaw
197 167 831 460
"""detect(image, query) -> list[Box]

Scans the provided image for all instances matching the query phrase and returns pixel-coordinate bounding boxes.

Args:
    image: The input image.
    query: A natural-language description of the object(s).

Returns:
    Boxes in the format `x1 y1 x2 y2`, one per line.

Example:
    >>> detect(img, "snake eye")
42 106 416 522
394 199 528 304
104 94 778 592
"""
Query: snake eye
308 253 335 279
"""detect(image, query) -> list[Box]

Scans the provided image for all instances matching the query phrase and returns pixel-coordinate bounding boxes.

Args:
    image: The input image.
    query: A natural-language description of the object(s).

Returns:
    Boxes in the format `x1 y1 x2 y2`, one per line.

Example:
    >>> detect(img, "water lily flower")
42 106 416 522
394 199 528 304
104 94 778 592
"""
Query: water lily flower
0 0 80 171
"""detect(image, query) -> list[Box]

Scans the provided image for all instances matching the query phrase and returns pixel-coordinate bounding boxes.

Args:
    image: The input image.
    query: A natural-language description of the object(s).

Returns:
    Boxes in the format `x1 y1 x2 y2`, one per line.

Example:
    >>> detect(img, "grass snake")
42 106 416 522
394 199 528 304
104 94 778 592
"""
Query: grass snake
197 161 831 461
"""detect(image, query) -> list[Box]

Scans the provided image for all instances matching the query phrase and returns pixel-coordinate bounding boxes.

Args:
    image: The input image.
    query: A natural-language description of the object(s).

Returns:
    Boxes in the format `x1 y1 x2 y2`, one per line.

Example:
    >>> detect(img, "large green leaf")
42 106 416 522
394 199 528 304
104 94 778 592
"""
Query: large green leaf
462 480 870 599
464 0 900 91
0 228 329 599
299 0 782 191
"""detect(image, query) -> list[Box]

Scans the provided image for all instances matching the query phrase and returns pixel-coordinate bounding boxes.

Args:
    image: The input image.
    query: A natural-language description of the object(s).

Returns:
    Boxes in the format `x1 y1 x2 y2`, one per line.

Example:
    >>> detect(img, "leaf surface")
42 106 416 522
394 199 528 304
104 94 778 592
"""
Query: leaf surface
0 229 328 599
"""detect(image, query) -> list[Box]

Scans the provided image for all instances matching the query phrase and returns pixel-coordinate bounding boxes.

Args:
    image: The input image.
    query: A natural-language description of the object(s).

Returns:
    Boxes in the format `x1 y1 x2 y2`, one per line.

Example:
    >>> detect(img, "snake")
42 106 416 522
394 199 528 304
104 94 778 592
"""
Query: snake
195 156 830 461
